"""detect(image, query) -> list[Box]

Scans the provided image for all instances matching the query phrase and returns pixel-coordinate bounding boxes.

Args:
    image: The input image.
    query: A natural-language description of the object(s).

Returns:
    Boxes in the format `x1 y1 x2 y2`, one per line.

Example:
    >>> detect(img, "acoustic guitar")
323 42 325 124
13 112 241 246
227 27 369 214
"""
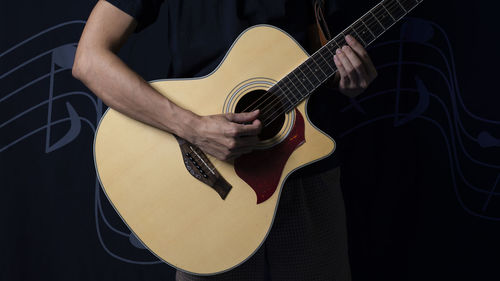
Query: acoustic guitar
94 0 423 275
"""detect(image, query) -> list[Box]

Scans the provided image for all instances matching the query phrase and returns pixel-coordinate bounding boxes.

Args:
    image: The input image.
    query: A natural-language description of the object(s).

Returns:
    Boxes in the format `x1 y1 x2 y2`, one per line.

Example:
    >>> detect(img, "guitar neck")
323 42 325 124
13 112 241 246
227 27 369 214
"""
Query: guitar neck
262 0 423 126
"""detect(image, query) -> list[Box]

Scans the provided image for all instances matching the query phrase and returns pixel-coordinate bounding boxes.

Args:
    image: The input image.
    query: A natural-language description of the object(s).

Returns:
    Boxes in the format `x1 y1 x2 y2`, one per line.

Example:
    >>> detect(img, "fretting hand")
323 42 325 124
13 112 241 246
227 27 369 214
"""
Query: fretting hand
333 35 378 97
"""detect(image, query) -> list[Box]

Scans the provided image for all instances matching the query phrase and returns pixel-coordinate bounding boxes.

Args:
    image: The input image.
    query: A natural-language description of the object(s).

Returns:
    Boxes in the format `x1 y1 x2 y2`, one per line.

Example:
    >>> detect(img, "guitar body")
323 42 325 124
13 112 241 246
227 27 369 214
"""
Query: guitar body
94 25 335 275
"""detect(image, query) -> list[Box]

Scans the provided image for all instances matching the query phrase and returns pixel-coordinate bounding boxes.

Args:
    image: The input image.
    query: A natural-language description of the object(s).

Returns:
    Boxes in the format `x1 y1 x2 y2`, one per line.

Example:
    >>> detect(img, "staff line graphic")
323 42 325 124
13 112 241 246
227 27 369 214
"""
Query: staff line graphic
0 92 97 130
374 61 500 168
0 19 163 265
341 86 500 196
0 68 68 103
1 17 499 266
0 21 85 59
341 111 500 221
0 116 95 153
0 44 78 80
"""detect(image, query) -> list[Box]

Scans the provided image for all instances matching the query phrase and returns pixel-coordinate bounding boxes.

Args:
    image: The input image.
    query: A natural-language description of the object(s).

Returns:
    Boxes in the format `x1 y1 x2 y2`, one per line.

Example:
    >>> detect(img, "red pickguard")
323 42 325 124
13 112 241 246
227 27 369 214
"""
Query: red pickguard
234 109 305 204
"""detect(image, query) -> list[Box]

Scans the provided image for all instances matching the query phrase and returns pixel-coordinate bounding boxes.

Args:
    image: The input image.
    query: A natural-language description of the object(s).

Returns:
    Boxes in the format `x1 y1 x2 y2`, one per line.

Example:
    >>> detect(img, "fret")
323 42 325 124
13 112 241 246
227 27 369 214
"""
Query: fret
294 65 316 92
324 43 341 70
317 48 336 72
400 0 419 11
384 0 405 20
311 52 331 76
380 3 396 21
284 75 306 100
365 12 385 35
289 73 309 98
359 18 376 40
265 0 424 120
352 21 375 45
288 72 306 93
304 57 327 82
395 0 407 12
380 2 396 21
334 34 348 48
291 69 314 93
324 42 337 57
278 79 299 103
298 63 321 85
309 56 329 79
278 84 294 104
275 83 296 105
346 26 367 46
373 4 396 29
329 39 342 50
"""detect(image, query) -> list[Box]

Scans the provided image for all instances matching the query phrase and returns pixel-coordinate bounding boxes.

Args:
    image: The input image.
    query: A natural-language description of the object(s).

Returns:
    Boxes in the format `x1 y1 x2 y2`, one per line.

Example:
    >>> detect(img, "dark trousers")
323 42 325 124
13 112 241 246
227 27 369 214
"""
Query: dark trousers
176 166 351 281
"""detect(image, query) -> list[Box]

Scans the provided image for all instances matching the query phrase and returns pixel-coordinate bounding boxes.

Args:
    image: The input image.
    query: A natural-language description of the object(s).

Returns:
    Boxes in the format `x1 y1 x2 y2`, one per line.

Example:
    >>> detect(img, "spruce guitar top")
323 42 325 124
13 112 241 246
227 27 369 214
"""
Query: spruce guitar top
94 0 423 275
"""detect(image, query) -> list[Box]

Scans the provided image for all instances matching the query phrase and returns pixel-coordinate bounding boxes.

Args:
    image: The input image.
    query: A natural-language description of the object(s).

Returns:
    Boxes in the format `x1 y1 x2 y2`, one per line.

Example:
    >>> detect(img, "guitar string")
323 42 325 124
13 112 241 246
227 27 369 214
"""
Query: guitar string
233 0 411 119
259 0 419 127
263 0 417 124
260 0 420 127
236 0 414 122
198 0 419 173
240 0 414 124
243 0 410 128
185 1 420 176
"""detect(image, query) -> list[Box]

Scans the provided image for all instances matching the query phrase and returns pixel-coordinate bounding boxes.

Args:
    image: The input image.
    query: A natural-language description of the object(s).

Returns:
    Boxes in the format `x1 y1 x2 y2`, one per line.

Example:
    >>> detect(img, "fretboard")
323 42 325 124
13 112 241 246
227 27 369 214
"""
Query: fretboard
260 0 423 126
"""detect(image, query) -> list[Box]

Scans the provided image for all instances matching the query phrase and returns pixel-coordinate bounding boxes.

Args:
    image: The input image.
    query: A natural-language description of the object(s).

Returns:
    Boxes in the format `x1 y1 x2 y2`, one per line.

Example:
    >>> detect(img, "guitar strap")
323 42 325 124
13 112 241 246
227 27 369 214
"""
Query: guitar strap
313 0 332 46
309 0 339 87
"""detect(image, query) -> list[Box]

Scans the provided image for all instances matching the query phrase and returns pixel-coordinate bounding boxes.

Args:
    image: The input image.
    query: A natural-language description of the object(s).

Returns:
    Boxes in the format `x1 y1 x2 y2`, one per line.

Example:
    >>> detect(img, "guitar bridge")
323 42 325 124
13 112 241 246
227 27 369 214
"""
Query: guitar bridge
176 137 232 199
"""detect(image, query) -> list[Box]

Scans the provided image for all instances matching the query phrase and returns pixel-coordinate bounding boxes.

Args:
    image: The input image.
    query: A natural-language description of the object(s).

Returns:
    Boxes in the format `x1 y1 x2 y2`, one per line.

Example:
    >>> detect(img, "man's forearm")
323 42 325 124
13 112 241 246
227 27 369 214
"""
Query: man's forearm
72 46 198 138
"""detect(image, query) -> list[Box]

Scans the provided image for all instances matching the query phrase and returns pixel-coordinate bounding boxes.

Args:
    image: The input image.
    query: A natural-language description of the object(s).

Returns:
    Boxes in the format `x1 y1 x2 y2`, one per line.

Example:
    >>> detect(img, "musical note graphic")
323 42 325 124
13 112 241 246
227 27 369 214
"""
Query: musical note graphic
2 17 498 267
1 21 90 153
340 17 500 221
477 131 500 148
45 44 82 153
0 21 161 265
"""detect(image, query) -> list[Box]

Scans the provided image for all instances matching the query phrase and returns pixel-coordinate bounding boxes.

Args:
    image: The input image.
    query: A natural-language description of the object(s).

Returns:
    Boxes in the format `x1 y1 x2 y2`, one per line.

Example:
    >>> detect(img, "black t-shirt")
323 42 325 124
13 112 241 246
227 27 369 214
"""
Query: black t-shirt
107 0 345 174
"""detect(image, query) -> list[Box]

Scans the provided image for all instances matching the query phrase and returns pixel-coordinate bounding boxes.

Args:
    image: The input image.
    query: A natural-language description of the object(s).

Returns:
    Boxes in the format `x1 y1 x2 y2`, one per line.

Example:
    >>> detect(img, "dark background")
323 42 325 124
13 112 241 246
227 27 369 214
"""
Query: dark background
1 0 499 280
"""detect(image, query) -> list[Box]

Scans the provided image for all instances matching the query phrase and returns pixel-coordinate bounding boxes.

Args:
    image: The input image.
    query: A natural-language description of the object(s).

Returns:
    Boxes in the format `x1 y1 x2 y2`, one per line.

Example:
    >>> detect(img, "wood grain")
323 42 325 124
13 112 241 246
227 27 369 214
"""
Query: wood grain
94 25 335 275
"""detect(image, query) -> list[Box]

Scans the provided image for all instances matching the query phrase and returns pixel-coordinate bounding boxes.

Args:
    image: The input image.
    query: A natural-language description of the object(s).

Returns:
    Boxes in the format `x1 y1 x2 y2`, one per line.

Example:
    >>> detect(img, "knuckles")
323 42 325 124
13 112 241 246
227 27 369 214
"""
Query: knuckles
225 125 239 137
226 139 237 150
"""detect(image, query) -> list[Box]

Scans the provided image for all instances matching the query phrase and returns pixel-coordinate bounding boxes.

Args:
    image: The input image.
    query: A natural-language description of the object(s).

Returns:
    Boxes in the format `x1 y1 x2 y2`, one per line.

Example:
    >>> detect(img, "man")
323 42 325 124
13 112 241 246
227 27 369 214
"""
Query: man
73 0 377 280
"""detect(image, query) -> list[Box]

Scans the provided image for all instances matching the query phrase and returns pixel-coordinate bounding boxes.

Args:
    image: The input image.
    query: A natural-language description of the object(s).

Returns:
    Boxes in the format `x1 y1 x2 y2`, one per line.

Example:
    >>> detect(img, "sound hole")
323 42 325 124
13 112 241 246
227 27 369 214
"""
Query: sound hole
235 89 286 141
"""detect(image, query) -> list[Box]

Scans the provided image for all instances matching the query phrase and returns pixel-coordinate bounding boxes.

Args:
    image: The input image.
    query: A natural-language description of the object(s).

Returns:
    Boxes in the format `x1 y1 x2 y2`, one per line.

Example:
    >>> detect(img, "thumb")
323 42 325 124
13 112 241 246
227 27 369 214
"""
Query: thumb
226 110 260 123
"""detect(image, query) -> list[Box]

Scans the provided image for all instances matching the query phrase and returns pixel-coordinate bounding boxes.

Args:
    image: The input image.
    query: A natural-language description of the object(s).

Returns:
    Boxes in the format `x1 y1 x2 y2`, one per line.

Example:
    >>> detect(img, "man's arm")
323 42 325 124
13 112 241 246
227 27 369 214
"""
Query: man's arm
73 1 261 160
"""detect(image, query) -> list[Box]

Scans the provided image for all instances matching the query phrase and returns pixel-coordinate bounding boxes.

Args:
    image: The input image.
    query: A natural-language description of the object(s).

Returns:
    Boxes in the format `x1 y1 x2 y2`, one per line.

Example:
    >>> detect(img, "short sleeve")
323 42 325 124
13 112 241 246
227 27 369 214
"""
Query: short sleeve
106 0 165 32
